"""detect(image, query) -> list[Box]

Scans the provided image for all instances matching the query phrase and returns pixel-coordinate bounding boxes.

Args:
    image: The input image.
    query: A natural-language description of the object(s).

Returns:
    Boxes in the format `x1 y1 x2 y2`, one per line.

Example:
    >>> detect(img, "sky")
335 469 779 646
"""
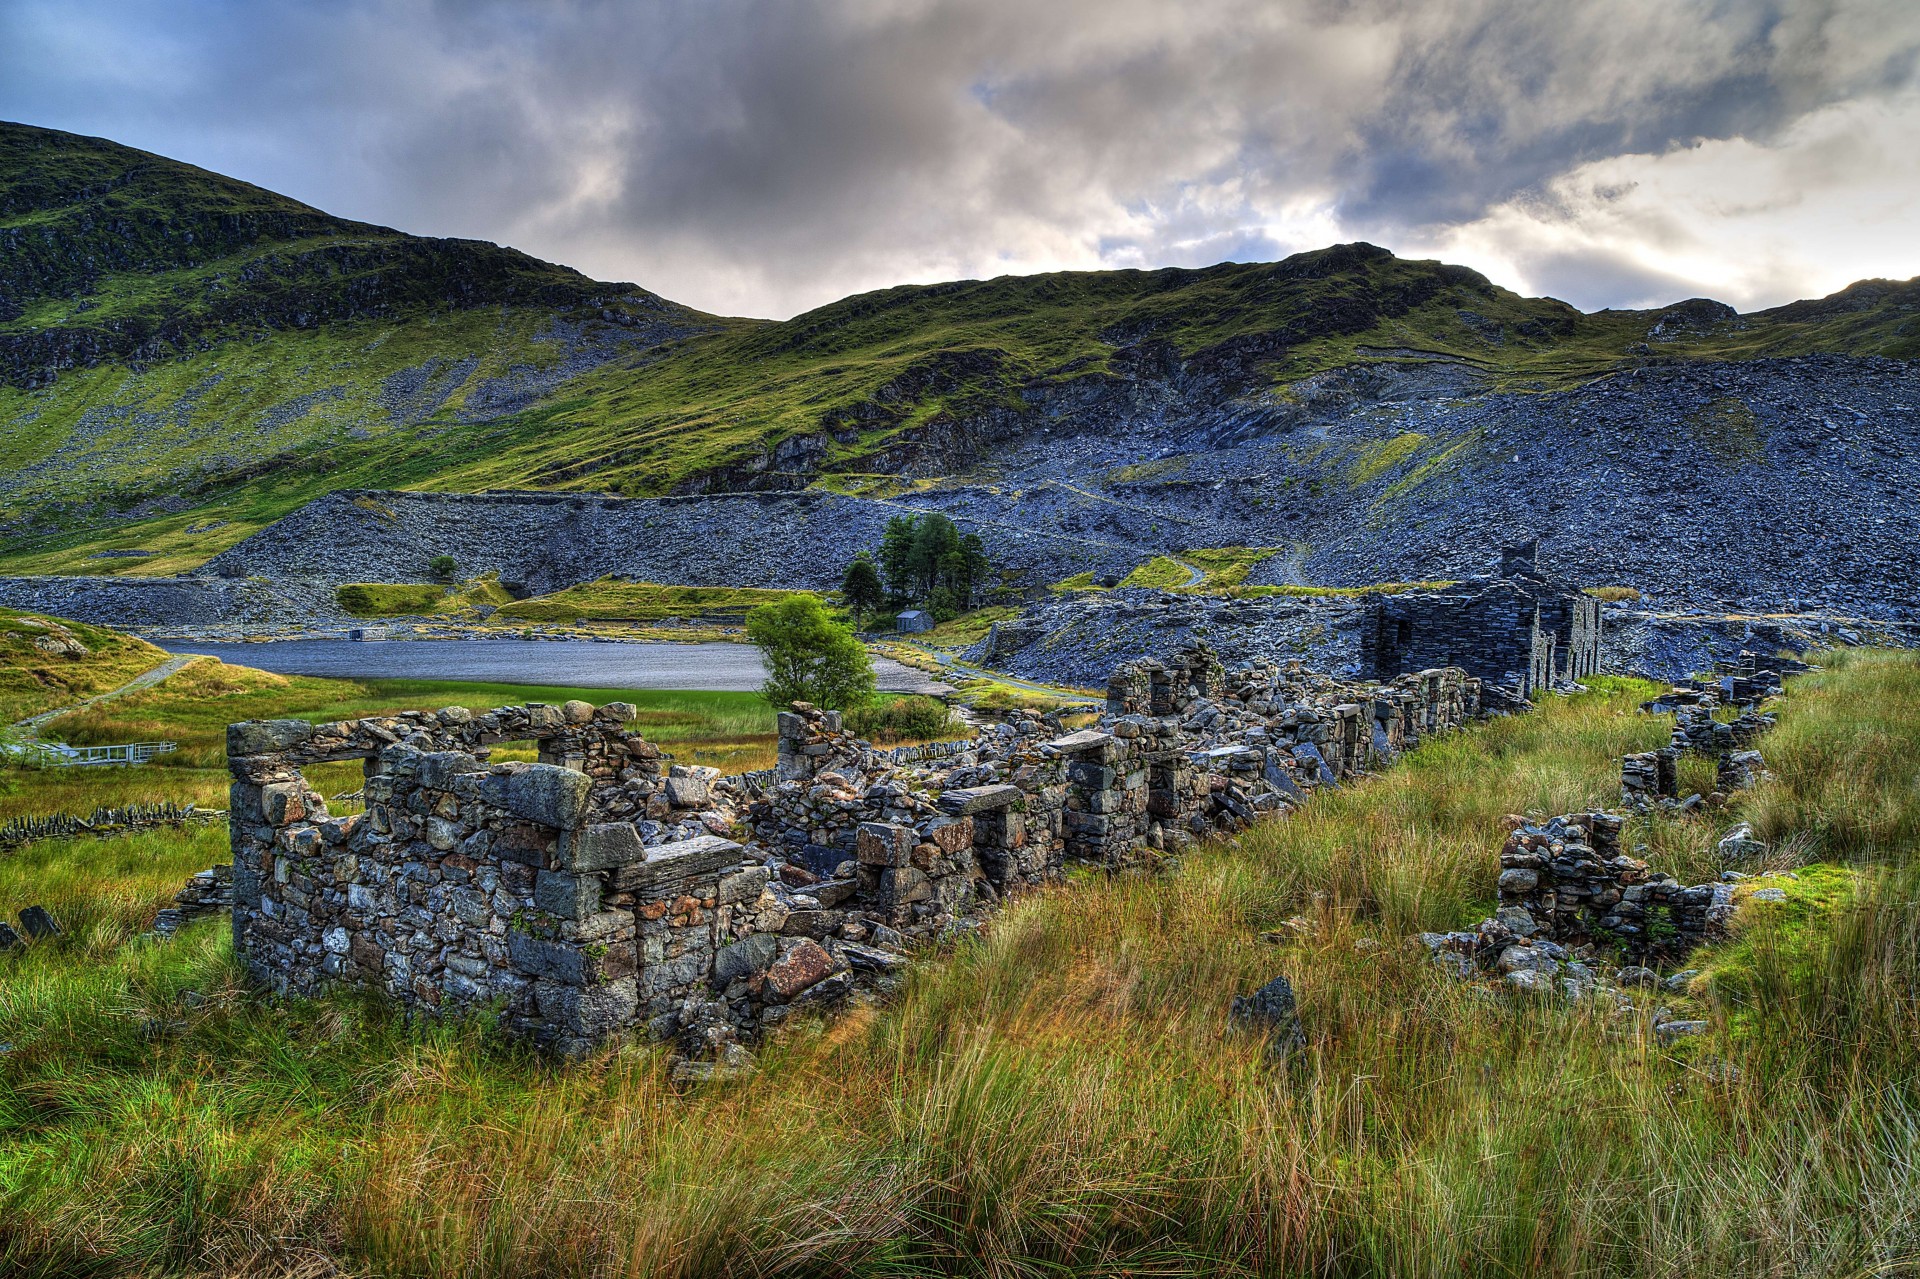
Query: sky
3 0 1918 320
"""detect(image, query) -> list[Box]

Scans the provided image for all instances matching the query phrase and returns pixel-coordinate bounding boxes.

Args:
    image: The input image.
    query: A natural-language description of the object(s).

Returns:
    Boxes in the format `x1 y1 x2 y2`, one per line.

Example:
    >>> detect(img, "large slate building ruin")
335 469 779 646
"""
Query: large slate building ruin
1359 542 1601 698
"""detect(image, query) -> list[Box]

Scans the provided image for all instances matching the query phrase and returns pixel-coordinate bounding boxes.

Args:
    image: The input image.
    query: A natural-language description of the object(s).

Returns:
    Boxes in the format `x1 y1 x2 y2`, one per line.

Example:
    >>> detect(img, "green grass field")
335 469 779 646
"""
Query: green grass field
1 660 783 818
493 579 818 624
0 648 1915 1275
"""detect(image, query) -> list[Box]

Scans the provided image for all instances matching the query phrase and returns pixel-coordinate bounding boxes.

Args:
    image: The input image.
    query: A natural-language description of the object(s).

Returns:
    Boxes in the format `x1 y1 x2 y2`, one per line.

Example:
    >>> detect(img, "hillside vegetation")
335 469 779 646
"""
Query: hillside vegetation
0 651 1915 1273
3 122 1918 574
0 606 169 722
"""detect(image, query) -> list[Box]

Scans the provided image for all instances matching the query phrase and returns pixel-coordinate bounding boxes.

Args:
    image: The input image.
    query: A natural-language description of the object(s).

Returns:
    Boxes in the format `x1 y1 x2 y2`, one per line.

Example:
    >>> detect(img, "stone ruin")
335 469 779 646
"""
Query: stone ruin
1424 812 1740 996
1621 670 1778 809
1427 663 1786 998
1359 540 1602 703
227 644 1481 1055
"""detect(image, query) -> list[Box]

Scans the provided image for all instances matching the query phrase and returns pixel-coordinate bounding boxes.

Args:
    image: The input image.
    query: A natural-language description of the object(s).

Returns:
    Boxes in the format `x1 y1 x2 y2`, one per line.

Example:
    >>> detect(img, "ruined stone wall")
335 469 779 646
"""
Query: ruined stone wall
231 646 1483 1053
1360 543 1602 697
1493 813 1736 960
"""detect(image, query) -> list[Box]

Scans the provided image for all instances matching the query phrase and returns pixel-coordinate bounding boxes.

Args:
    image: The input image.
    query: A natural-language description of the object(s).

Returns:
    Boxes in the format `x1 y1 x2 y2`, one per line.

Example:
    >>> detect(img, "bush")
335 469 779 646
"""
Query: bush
746 596 875 710
428 555 458 580
844 696 959 743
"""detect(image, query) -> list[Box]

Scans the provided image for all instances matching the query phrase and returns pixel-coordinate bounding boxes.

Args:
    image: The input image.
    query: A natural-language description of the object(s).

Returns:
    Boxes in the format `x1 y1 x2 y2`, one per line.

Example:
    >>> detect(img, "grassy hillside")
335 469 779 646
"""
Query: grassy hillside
0 606 169 722
2 123 1918 574
0 121 718 561
1 649 1916 1273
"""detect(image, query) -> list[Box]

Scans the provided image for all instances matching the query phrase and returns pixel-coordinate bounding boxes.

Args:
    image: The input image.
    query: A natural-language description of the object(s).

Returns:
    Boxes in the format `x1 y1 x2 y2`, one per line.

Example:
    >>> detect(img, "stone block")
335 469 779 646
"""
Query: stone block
717 865 771 905
18 905 59 940
259 782 307 825
714 932 778 982
663 775 710 808
880 866 933 904
535 869 602 919
483 764 593 830
925 816 974 854
766 938 835 998
415 751 480 790
561 822 647 872
1049 729 1115 756
605 835 744 894
508 930 589 985
857 821 915 867
937 785 1022 816
227 719 316 758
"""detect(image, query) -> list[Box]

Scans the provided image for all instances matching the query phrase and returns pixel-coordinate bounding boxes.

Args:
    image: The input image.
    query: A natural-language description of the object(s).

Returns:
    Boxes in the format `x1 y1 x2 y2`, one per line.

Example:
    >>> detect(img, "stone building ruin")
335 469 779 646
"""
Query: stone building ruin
1359 541 1601 700
228 645 1480 1055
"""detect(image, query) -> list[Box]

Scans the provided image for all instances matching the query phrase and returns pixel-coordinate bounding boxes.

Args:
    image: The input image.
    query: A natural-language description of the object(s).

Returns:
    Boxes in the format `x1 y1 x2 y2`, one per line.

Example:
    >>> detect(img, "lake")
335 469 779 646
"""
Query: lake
159 638 954 695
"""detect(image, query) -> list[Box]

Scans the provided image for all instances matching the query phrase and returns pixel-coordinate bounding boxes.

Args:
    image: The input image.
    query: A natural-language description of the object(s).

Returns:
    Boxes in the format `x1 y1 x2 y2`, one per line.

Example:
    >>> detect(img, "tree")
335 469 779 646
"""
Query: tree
428 554 457 580
908 513 961 598
746 596 875 710
880 515 918 604
841 553 885 628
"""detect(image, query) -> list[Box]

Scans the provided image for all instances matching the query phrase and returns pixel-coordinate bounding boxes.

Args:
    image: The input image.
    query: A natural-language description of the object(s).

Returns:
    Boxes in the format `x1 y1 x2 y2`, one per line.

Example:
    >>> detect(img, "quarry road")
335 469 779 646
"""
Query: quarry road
159 638 955 696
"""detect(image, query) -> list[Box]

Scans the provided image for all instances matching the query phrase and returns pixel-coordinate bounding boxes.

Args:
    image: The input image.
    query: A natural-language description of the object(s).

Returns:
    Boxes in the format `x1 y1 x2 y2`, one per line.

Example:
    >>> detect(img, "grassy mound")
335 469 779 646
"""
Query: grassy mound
493 579 816 624
335 576 517 618
0 607 172 723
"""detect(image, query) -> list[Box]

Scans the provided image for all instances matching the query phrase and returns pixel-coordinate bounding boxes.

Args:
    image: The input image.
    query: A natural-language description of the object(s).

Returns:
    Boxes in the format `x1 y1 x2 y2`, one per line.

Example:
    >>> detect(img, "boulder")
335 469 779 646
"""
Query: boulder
1229 972 1306 1058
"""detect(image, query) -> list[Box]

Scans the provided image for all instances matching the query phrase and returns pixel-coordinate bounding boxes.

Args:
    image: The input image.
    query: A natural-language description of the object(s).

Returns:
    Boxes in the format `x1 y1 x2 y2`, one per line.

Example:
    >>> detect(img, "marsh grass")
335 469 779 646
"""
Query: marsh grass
1 652 1917 1275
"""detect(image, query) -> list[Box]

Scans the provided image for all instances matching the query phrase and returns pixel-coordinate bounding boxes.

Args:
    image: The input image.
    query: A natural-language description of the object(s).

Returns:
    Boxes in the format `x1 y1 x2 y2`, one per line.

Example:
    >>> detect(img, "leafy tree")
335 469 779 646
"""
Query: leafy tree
428 554 457 580
746 595 875 710
959 534 989 606
841 552 885 628
869 513 994 618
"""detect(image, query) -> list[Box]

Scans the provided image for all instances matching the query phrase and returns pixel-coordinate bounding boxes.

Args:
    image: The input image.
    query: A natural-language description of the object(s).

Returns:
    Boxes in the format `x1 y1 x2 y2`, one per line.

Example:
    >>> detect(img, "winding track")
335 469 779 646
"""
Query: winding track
13 654 199 737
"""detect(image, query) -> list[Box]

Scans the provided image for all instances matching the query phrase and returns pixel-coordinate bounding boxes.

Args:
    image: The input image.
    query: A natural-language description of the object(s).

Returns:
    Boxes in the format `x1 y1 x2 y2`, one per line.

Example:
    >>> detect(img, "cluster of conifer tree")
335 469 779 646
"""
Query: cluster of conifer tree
839 512 989 627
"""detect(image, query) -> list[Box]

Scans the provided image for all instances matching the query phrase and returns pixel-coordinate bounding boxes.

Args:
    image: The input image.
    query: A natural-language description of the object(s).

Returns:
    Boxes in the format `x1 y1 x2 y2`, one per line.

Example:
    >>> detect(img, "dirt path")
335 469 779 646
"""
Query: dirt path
1274 541 1312 587
898 644 1102 703
13 654 199 737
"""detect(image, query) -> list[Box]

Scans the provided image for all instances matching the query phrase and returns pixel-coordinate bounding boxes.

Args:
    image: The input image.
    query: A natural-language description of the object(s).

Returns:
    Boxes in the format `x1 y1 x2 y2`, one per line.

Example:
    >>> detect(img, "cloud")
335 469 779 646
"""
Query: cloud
1 0 1917 317
1421 86 1920 310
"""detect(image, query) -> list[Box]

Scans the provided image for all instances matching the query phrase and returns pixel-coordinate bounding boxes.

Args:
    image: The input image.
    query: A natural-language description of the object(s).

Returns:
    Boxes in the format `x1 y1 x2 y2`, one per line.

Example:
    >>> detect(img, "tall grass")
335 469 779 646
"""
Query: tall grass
0 653 1916 1275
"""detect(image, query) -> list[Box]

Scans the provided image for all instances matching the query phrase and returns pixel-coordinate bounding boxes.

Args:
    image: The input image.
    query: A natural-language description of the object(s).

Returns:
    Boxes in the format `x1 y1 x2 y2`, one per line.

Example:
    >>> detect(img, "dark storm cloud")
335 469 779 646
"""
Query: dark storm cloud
2 0 1917 316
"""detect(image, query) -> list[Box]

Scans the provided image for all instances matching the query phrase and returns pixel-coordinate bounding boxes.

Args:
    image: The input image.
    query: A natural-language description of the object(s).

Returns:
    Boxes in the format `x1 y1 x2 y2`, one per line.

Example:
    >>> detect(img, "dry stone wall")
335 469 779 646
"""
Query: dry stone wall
230 643 1481 1054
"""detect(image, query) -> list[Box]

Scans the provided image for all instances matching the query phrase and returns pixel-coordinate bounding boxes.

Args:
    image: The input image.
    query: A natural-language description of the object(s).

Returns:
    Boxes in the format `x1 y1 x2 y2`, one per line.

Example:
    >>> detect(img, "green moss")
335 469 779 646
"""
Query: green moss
1119 557 1195 590
1346 432 1427 486
493 578 817 624
1684 397 1767 465
1050 572 1106 593
1694 864 1860 1011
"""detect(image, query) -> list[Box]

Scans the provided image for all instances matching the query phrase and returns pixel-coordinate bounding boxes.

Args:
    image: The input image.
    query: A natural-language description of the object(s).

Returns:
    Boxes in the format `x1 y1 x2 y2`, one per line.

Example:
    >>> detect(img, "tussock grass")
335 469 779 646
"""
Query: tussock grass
1 653 1918 1275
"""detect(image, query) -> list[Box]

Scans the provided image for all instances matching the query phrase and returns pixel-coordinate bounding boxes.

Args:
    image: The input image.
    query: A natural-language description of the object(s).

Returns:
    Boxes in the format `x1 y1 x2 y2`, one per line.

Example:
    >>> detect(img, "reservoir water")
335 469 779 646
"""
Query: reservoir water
158 638 952 695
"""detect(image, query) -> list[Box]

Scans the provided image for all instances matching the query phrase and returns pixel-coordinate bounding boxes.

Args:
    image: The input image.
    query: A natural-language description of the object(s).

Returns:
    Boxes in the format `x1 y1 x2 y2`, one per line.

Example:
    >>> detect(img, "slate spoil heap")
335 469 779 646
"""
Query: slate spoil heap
226 644 1479 1057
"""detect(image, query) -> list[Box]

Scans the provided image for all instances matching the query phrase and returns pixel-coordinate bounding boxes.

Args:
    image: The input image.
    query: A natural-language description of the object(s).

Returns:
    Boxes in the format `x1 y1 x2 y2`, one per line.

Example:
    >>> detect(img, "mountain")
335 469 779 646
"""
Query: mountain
1 121 1917 615
0 122 718 563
